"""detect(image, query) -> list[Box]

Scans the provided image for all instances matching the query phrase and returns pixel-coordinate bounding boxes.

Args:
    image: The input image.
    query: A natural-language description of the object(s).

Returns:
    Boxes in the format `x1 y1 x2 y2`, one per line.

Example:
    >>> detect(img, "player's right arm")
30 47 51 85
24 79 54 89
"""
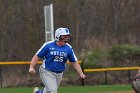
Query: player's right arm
29 55 40 74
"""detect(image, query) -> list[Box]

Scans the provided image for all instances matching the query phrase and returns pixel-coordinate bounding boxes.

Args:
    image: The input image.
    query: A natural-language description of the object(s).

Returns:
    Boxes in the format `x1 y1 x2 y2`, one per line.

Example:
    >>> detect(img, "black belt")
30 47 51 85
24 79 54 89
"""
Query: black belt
50 70 63 73
40 65 63 73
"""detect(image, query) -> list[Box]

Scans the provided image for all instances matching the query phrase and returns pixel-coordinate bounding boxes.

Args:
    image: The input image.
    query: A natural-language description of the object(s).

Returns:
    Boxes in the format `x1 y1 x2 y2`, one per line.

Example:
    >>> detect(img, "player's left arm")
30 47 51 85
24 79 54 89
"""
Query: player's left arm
67 46 85 79
136 67 140 77
72 62 86 79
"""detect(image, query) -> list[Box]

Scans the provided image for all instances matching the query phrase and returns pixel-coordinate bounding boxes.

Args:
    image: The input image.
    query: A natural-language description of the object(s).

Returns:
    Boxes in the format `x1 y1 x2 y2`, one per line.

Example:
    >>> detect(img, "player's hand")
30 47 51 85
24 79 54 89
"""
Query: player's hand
80 73 86 79
29 67 36 74
136 73 140 77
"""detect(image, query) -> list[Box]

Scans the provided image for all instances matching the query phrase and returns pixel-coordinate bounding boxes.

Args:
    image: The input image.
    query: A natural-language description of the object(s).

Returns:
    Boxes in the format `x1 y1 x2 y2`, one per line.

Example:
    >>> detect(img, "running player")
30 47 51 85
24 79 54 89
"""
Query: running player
29 27 85 93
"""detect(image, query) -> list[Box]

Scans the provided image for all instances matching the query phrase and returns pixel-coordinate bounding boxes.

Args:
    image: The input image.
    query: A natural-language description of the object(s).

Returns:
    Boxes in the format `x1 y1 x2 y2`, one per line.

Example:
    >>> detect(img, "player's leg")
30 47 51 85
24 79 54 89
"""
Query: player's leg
40 68 58 93
39 66 63 93
56 72 63 87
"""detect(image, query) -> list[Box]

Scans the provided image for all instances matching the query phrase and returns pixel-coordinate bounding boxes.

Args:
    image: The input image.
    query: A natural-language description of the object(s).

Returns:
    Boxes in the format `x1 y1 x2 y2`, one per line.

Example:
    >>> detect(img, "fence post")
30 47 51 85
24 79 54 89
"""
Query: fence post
81 61 85 86
0 65 2 87
104 71 107 85
128 70 131 84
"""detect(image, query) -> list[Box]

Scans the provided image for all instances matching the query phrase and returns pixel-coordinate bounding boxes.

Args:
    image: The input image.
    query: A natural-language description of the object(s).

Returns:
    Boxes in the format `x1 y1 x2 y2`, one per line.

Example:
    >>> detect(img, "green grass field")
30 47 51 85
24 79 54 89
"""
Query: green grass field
0 85 133 93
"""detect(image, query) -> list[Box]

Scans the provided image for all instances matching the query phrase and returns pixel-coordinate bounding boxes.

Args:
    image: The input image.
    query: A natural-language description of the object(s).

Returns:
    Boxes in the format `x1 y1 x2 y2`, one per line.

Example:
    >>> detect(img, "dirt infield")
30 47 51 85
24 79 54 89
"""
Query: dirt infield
106 91 134 93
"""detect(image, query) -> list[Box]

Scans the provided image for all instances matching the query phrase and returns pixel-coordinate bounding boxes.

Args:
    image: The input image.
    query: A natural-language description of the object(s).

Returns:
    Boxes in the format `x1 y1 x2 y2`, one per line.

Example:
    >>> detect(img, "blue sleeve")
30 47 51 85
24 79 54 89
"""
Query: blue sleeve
36 43 48 58
68 48 78 62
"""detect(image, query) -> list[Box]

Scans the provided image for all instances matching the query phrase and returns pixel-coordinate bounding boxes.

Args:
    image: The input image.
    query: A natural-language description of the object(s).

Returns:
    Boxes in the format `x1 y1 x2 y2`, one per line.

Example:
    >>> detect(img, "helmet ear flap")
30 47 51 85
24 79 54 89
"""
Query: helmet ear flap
55 35 62 41
55 33 60 41
59 36 63 40
56 36 59 40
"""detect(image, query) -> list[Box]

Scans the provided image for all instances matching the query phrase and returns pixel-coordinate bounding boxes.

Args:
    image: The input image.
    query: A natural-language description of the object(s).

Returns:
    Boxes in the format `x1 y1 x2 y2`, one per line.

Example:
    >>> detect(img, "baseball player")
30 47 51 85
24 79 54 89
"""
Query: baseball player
132 66 140 93
29 27 86 93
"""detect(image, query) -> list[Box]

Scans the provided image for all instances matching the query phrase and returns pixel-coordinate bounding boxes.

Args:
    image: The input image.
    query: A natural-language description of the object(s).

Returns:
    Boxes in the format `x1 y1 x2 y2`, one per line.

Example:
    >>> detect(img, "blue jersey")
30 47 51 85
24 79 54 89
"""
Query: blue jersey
36 41 77 73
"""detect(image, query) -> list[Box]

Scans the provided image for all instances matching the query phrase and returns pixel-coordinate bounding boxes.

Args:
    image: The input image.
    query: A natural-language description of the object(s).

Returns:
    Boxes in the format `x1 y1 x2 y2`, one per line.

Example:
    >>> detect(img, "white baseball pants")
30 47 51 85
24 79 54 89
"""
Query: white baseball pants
39 66 63 93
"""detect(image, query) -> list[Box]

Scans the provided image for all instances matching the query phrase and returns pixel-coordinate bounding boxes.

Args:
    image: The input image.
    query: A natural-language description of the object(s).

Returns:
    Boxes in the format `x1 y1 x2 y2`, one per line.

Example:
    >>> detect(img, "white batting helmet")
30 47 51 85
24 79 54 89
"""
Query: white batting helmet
55 27 71 41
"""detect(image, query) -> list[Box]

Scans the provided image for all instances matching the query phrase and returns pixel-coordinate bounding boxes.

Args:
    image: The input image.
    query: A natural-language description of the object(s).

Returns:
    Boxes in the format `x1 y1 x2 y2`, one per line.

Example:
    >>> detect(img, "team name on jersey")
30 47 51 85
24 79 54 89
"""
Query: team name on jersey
50 51 67 57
